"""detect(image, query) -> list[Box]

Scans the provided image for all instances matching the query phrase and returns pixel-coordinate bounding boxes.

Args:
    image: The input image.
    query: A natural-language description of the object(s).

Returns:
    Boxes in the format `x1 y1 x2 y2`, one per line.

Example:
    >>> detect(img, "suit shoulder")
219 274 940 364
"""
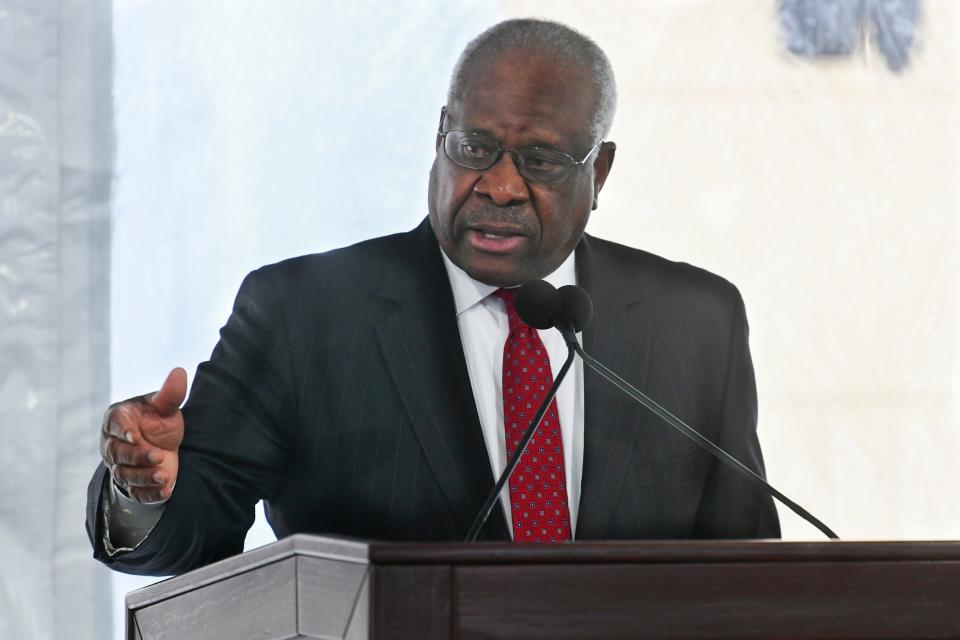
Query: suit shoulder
231 227 439 314
242 228 419 294
259 230 413 274
585 234 743 309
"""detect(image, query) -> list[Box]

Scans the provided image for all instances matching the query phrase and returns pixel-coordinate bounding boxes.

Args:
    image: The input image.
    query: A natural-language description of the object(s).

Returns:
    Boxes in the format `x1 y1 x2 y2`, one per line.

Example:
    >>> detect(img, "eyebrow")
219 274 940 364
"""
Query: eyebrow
459 127 566 152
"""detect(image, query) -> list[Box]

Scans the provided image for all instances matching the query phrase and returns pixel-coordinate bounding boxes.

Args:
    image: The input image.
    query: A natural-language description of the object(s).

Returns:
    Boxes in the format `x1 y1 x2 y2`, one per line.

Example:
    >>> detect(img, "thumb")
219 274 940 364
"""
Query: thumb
149 367 188 417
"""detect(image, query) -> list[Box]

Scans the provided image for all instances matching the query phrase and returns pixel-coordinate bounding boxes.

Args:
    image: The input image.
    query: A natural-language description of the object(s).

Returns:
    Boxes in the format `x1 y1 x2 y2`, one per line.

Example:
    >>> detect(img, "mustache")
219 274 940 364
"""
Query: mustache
457 203 536 235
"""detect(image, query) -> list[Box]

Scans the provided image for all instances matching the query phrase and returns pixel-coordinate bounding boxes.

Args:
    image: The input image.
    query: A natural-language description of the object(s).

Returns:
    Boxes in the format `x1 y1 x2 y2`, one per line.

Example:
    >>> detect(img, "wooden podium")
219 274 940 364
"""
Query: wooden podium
125 535 960 639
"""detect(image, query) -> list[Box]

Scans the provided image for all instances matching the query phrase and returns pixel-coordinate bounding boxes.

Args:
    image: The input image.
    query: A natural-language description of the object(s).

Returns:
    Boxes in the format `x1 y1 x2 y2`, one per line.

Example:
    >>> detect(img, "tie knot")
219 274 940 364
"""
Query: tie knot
493 288 526 333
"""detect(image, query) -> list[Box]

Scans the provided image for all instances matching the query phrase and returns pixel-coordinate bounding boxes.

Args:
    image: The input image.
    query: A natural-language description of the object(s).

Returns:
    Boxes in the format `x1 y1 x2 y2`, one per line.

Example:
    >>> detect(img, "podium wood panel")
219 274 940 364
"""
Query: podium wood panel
126 535 960 639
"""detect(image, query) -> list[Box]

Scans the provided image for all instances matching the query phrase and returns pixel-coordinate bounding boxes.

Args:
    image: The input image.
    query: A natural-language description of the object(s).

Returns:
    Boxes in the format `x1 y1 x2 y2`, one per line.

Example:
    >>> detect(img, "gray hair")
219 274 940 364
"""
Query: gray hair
446 18 618 142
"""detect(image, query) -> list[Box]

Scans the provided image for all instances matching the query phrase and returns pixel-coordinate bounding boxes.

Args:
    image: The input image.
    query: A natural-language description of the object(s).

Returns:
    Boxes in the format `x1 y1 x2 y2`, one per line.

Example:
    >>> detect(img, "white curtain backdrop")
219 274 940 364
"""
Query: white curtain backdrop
0 1 113 639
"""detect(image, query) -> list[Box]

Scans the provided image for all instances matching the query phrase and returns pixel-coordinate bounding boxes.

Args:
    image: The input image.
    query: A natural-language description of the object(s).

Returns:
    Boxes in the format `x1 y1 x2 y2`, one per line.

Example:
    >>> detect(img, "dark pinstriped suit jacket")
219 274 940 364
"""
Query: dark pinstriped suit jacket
87 218 779 576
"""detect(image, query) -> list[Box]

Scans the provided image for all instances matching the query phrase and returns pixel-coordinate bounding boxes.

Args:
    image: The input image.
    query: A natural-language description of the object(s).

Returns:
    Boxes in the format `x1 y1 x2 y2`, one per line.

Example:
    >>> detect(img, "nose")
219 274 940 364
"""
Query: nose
473 152 530 207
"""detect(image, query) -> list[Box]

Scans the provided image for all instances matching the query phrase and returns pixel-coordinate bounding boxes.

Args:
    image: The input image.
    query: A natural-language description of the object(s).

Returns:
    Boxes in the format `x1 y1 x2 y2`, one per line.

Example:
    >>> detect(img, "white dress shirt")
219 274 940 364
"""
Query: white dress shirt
104 249 586 549
440 251 585 538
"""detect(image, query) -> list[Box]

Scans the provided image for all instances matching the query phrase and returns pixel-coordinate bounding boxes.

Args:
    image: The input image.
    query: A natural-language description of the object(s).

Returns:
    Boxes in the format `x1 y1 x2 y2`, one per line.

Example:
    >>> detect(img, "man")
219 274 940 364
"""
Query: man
88 19 779 576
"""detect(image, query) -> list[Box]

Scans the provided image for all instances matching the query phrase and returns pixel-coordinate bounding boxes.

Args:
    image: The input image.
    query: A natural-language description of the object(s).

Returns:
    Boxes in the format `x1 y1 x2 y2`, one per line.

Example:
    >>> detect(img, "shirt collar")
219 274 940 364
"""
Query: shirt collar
440 248 577 317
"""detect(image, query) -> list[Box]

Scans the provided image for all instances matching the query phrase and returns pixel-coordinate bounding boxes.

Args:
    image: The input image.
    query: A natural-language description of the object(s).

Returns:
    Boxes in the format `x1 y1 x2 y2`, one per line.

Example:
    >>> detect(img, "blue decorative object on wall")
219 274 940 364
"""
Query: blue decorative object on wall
778 0 920 72
780 0 864 57
867 0 919 71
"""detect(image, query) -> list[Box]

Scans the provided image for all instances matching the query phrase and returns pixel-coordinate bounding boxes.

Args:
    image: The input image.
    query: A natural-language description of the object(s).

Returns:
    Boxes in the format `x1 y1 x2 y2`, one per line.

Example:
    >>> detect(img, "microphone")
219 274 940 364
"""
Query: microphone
514 279 562 329
519 281 839 541
557 285 593 332
513 281 592 333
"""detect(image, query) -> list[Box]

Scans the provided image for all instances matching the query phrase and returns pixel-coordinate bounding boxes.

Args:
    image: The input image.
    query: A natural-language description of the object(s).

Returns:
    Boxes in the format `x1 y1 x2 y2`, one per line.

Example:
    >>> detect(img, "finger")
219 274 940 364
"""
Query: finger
102 436 164 467
126 485 172 504
139 411 184 451
101 405 143 446
112 464 168 488
149 367 188 417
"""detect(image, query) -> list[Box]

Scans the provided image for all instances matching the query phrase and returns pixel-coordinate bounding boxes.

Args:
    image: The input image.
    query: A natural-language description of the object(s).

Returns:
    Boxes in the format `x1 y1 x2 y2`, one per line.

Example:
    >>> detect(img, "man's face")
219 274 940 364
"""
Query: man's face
428 51 615 287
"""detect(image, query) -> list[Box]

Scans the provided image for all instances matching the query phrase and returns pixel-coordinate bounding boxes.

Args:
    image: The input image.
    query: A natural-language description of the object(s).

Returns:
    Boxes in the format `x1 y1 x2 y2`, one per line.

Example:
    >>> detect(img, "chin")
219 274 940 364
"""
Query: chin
460 260 523 288
466 268 519 288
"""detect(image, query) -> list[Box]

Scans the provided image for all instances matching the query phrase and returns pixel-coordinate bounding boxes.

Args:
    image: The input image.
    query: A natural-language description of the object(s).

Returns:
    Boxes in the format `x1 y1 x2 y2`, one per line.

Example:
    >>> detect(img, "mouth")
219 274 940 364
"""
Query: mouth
465 225 527 254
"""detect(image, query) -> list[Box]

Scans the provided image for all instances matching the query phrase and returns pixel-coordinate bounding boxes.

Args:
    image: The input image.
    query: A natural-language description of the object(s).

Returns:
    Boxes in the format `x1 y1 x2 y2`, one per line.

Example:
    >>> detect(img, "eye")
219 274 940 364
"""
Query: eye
459 137 495 159
520 150 569 180
524 153 563 171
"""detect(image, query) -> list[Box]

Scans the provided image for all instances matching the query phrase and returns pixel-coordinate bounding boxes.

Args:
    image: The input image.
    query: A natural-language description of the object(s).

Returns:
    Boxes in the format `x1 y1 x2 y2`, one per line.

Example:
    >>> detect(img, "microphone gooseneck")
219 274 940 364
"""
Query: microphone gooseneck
464 340 576 542
518 280 839 541
465 280 587 542
567 339 839 540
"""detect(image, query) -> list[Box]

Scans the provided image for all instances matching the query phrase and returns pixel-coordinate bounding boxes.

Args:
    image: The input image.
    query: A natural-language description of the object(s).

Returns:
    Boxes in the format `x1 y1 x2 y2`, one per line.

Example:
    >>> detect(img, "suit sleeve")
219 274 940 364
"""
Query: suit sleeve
86 267 296 575
693 287 781 538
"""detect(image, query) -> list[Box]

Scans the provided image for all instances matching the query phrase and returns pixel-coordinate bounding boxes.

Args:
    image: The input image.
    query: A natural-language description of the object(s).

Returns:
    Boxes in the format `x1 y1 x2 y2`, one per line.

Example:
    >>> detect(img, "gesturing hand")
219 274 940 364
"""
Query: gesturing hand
100 368 187 503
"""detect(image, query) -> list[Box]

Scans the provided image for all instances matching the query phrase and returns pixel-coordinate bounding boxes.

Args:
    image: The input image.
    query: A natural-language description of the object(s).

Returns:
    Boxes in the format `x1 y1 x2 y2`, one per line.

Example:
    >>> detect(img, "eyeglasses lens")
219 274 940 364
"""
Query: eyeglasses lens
443 131 572 184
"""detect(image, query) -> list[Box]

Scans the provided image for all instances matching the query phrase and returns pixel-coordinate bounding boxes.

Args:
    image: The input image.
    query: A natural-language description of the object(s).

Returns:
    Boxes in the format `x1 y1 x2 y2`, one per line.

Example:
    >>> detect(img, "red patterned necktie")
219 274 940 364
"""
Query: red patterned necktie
494 288 572 543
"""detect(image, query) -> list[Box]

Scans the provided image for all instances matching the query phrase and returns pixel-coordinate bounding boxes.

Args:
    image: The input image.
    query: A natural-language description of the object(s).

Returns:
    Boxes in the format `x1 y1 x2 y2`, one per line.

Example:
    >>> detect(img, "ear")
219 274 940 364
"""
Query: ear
591 141 616 211
435 104 448 153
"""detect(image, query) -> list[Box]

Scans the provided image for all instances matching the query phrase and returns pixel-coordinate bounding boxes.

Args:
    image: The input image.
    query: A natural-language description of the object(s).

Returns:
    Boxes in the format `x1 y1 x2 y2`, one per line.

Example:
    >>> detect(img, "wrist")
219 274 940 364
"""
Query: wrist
109 473 172 506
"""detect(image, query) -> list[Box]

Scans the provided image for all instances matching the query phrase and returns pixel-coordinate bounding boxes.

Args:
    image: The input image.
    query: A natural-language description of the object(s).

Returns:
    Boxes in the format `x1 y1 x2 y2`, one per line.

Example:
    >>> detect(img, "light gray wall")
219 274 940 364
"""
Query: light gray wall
504 0 960 539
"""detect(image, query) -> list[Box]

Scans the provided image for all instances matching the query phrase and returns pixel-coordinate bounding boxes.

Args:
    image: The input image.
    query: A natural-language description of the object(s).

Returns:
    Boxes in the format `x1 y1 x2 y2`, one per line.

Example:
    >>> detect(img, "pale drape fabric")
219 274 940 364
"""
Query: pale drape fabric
0 1 113 638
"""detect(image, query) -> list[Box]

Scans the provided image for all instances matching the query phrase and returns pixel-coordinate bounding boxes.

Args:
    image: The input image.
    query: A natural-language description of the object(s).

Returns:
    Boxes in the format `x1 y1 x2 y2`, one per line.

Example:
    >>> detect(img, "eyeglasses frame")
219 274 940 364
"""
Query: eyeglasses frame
436 106 603 184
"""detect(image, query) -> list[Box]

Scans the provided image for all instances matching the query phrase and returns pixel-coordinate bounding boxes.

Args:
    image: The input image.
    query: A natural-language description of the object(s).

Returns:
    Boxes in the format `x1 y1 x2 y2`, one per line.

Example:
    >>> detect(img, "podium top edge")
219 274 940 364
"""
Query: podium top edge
124 537 960 609
365 539 960 565
125 534 370 609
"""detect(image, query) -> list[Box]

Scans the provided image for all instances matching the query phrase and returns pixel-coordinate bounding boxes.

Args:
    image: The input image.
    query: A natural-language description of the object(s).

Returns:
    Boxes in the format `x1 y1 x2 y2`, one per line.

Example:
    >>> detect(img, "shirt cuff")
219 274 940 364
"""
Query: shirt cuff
101 475 169 556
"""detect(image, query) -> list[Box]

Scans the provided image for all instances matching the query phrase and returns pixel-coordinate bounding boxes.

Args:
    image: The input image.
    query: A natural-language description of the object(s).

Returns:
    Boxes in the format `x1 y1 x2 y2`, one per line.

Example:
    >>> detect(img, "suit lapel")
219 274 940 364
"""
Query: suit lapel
368 224 656 541
575 235 653 539
373 220 509 540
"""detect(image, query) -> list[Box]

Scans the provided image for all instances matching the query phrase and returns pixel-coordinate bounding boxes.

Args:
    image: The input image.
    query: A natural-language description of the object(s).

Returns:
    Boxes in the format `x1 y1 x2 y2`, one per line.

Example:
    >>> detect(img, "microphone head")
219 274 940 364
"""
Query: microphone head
515 280 561 329
558 285 593 332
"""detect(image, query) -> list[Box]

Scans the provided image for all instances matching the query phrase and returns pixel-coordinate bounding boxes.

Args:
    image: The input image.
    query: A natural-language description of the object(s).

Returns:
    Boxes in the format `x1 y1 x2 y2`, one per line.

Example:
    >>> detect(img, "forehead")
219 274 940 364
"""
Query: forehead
450 51 595 148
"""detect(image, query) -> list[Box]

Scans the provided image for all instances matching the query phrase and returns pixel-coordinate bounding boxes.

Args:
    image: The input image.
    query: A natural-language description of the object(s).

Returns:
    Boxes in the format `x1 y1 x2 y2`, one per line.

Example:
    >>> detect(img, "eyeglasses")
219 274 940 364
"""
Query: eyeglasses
437 106 602 185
